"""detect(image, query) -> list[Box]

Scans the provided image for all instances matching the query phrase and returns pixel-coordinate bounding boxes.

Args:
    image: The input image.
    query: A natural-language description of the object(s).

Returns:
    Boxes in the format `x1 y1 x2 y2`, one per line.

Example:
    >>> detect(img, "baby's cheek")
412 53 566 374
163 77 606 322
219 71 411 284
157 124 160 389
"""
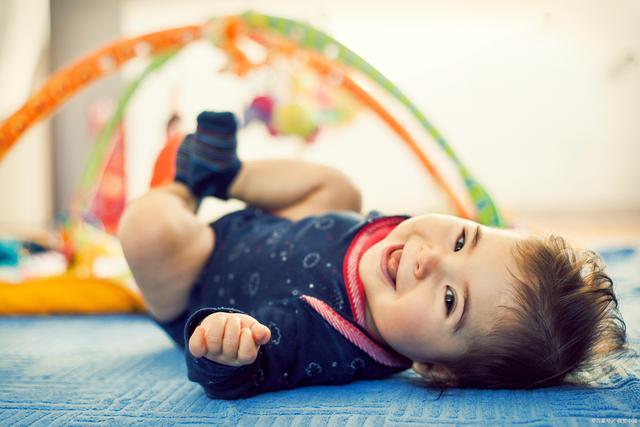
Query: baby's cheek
380 304 427 352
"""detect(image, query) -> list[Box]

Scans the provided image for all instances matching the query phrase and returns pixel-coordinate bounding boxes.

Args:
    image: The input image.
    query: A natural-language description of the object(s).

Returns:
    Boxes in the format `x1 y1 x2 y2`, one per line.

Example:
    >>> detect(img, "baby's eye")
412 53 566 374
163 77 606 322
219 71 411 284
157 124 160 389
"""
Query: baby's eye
445 286 456 315
454 229 466 252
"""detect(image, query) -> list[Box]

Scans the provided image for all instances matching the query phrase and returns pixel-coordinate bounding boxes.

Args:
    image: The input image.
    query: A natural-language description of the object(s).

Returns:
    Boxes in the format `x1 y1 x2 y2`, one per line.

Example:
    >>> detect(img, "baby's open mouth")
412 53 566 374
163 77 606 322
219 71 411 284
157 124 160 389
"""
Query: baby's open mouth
388 248 402 283
382 245 403 289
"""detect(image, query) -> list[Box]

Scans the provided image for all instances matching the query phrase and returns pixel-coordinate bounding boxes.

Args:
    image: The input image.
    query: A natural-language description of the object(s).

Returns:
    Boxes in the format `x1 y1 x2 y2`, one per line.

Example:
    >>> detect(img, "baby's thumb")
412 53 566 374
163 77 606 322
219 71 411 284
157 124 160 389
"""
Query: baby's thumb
251 323 271 346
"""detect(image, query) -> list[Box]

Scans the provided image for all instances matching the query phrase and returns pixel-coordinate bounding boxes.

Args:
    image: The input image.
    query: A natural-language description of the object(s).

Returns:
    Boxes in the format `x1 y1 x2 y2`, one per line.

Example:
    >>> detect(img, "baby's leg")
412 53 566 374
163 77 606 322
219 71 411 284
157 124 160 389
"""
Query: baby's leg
117 182 214 322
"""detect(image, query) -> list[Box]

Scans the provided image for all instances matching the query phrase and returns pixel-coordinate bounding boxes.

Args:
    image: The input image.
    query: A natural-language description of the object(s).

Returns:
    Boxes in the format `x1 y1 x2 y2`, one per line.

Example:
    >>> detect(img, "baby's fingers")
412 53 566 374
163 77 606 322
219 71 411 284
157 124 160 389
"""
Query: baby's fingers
188 325 207 358
222 315 242 360
237 327 259 365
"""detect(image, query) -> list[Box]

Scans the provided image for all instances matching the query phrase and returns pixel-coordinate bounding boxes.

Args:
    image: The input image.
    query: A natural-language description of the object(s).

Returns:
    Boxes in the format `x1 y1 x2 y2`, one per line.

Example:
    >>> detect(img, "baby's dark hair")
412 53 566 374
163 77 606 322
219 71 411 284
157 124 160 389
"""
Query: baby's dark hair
437 233 627 389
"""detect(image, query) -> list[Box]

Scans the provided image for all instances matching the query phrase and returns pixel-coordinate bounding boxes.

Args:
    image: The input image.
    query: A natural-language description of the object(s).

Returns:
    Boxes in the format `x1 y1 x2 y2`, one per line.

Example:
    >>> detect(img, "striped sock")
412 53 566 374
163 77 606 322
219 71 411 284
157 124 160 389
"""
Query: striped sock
174 111 241 202
174 133 194 187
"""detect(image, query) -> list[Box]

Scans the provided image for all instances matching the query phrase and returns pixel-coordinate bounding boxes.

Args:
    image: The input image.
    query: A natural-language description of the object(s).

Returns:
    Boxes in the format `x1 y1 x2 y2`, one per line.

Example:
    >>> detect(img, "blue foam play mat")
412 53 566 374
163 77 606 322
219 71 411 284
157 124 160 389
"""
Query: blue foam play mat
1 246 639 426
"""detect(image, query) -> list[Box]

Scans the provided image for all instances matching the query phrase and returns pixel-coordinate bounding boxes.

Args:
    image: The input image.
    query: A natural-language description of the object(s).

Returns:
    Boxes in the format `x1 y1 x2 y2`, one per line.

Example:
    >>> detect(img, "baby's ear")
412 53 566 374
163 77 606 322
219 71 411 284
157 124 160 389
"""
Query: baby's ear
412 362 458 387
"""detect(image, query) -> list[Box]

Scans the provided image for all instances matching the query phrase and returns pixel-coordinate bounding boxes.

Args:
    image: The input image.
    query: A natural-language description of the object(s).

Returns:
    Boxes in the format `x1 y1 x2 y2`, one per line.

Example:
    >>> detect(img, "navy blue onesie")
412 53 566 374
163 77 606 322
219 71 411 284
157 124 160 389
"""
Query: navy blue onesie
155 207 412 399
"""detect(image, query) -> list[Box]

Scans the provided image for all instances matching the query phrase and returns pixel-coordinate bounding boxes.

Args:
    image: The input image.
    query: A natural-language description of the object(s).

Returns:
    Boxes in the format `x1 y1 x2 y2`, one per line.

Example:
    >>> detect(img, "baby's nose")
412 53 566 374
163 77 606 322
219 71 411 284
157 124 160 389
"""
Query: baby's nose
413 247 440 280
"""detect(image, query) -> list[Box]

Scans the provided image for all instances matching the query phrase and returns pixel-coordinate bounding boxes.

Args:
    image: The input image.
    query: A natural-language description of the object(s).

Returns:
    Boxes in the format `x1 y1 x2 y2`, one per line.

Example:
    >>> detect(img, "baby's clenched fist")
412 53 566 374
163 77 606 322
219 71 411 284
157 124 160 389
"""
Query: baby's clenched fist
188 312 271 367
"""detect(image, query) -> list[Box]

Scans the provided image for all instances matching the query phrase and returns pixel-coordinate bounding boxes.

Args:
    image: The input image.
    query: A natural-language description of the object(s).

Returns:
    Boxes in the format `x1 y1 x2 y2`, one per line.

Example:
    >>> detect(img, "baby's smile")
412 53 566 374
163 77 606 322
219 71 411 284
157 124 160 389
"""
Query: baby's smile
381 244 404 291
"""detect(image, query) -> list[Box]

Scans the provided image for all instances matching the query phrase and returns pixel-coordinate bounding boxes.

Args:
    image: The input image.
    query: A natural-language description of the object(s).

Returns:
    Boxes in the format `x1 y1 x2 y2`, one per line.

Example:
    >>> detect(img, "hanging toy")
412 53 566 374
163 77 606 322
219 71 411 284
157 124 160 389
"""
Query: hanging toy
0 11 508 227
244 95 277 135
272 102 318 142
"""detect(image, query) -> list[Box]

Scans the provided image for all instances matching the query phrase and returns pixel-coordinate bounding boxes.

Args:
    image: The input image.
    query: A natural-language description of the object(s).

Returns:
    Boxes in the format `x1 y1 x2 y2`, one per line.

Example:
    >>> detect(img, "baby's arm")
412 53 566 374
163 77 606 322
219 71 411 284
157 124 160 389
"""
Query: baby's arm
173 111 360 219
182 299 385 399
230 159 362 221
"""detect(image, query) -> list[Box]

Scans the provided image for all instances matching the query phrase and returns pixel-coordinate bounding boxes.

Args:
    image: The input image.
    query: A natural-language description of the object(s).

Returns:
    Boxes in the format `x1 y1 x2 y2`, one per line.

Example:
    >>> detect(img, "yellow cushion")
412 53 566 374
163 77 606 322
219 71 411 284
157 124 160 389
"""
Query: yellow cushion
0 274 147 314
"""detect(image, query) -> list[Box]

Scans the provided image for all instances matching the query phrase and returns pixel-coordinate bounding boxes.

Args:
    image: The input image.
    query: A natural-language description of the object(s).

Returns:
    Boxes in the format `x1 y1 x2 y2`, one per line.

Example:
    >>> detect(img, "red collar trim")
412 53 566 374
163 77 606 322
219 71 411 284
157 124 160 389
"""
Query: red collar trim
342 216 406 328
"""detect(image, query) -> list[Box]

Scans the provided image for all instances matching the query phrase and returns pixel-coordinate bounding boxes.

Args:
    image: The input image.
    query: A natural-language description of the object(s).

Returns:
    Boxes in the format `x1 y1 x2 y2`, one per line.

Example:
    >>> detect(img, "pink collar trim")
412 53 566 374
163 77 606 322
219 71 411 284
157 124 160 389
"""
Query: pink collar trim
300 295 410 368
342 216 406 327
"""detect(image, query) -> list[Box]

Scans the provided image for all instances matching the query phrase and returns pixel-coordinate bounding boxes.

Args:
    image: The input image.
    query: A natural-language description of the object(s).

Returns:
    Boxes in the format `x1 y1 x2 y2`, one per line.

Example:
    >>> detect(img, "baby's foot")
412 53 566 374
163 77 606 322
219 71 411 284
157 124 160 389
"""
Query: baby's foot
174 111 241 203
174 133 194 186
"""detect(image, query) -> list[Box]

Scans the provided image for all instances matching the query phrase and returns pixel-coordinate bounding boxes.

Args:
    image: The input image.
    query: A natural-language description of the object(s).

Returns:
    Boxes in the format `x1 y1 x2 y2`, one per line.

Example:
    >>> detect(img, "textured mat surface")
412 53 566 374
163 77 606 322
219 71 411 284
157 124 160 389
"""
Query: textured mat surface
1 247 639 426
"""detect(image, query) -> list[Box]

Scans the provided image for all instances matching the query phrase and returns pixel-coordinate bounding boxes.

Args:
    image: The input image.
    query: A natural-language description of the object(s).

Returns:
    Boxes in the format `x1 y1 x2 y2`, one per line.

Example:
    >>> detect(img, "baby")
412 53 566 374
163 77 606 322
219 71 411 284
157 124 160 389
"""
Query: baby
118 112 627 399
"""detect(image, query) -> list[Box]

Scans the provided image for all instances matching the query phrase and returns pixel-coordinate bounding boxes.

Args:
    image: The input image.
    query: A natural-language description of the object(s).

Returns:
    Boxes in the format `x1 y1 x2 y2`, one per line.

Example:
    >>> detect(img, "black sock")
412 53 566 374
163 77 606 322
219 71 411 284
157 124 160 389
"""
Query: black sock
174 111 241 203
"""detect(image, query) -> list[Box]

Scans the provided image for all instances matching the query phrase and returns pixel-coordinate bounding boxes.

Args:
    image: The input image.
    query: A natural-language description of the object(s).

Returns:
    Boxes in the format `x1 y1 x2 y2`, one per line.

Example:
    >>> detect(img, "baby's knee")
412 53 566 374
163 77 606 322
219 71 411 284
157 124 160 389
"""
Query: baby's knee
118 198 182 262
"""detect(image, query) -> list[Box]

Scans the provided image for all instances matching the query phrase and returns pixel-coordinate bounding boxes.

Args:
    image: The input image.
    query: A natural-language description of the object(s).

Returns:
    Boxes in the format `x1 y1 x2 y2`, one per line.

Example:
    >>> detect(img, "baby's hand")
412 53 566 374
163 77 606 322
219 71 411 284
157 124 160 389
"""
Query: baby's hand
188 312 271 367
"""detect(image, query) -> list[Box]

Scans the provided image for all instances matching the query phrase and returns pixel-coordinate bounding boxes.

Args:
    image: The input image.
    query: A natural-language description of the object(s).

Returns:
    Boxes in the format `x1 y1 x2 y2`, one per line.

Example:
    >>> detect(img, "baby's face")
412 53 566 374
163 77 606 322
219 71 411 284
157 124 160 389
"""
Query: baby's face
359 213 524 363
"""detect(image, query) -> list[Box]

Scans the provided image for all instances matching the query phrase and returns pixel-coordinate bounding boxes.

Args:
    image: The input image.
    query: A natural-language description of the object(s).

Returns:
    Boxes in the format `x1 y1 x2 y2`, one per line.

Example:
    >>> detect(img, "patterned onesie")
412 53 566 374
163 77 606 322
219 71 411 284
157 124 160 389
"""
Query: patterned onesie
154 206 412 399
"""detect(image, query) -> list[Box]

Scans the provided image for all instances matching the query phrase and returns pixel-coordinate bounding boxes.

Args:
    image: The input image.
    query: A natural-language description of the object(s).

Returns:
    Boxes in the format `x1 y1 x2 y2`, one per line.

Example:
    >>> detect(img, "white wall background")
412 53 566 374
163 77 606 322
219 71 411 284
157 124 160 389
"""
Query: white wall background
1 0 638 228
0 0 52 230
121 0 640 217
